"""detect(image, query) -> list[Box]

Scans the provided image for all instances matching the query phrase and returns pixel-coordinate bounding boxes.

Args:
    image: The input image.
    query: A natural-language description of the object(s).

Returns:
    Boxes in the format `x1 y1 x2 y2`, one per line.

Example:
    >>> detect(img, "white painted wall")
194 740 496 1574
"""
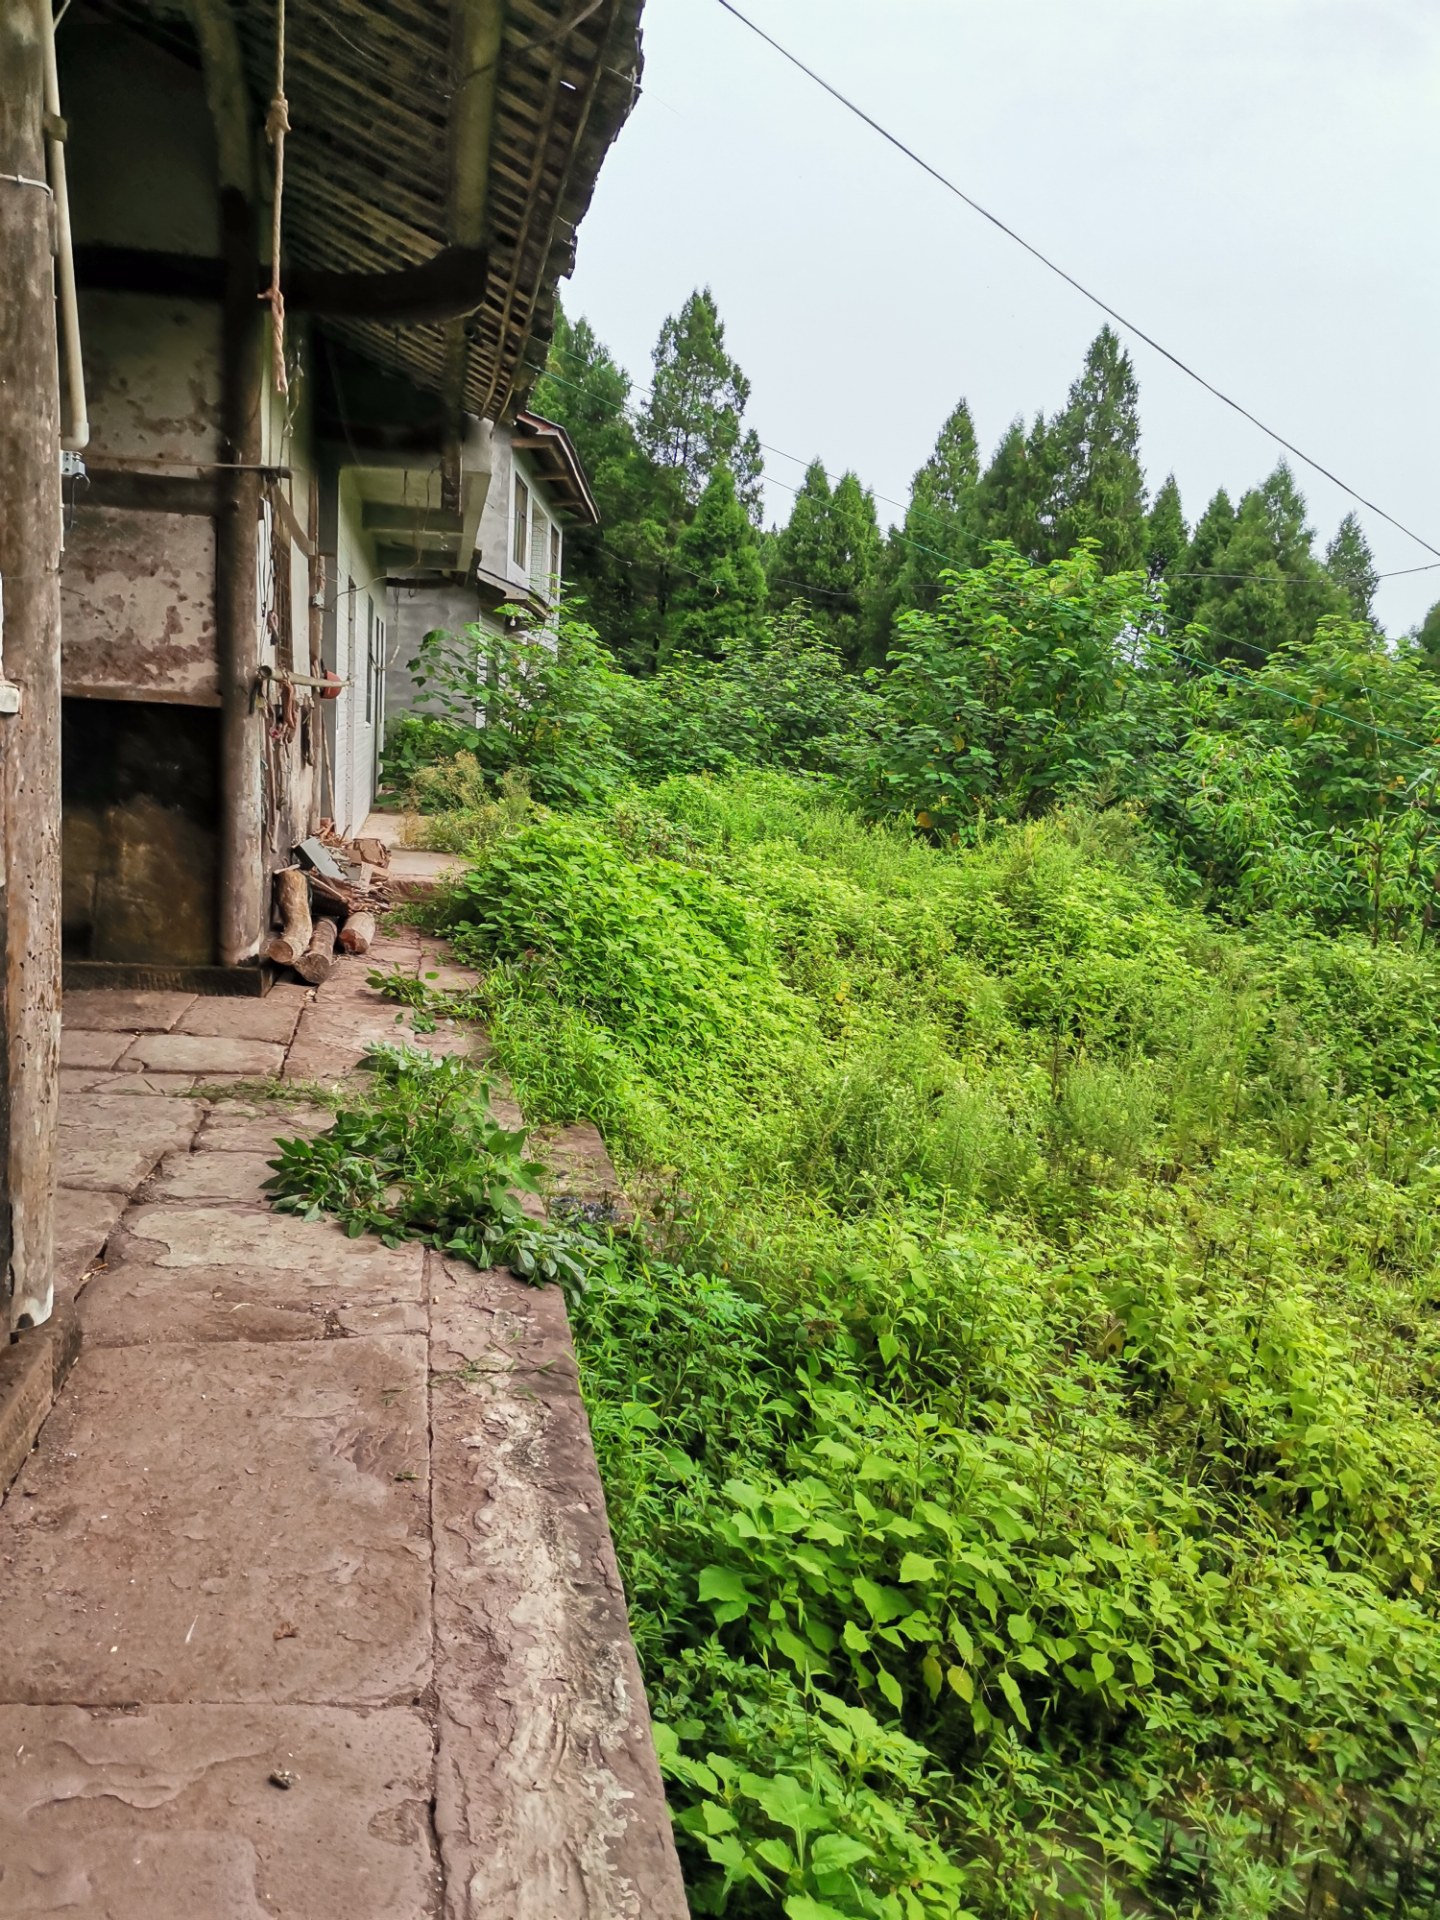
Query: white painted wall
329 472 389 835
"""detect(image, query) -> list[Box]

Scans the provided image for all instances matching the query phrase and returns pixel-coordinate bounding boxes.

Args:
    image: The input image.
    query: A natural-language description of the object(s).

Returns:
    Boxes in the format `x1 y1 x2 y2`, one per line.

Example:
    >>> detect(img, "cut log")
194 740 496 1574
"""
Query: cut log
264 867 312 966
338 910 377 955
294 916 340 985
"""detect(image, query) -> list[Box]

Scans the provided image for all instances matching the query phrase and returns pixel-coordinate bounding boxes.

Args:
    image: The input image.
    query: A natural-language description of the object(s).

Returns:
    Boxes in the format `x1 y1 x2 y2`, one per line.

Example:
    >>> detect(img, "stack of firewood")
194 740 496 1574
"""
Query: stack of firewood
263 833 393 985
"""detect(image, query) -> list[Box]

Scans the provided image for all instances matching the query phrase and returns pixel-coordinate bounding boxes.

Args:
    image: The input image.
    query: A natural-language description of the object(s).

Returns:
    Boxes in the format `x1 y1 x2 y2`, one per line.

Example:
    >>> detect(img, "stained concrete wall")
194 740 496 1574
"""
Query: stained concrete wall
57 17 330 962
61 27 222 706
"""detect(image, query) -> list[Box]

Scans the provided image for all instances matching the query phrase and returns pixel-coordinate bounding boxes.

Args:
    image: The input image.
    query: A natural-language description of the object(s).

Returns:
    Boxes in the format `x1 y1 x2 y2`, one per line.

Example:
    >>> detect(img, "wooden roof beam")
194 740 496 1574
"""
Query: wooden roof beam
441 0 506 452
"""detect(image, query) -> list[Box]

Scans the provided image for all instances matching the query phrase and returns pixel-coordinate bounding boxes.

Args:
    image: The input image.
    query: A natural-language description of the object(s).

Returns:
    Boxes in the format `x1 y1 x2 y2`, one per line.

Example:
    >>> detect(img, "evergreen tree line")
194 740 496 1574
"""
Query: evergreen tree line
533 291 1440 672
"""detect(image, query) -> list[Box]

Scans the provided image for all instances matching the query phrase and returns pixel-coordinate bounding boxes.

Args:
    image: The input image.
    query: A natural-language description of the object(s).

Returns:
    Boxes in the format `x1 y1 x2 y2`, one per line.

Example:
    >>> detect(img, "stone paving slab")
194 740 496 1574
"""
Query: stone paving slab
197 1103 333 1153
0 1338 431 1707
145 1149 278 1204
118 1033 287 1077
60 1029 137 1071
62 989 196 1033
282 958 439 1080
80 1261 429 1348
0 1704 439 1919
57 1099 200 1194
429 1258 687 1920
120 1201 426 1289
55 1187 128 1292
176 993 309 1045
60 1067 202 1096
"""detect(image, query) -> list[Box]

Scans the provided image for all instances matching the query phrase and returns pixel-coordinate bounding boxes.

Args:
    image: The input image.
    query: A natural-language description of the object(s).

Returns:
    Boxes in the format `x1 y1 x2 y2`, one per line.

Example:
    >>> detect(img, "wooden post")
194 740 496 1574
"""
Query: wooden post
183 0 264 967
0 0 62 1330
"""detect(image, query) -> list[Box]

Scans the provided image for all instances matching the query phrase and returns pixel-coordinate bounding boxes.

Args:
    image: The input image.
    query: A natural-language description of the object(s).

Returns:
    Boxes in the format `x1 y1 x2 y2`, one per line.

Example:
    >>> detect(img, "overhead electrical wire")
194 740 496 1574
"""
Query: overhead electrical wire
711 0 1440 568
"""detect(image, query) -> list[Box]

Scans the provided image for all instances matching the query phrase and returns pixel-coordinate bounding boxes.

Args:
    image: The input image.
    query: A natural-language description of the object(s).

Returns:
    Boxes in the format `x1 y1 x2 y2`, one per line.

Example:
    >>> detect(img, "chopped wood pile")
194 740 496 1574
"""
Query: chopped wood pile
263 825 393 983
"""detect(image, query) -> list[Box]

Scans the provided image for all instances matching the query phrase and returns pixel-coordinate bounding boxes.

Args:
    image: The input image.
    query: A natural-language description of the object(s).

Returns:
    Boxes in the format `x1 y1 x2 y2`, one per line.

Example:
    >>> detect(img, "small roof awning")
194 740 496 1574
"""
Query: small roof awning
512 412 600 524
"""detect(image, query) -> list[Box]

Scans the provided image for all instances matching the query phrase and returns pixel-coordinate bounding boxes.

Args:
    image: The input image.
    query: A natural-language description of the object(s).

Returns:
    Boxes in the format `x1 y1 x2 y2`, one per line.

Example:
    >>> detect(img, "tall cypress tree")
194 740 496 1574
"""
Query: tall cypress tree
639 288 763 519
770 461 883 664
1195 464 1345 661
974 414 1054 560
890 398 983 612
1324 512 1380 625
667 465 767 657
769 460 834 595
531 305 668 666
1167 487 1235 631
1049 326 1147 571
1145 474 1187 580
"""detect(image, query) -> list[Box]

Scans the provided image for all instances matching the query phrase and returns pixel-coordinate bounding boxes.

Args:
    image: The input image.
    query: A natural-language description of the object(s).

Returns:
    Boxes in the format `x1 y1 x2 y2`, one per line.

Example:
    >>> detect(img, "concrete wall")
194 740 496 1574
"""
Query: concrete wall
61 26 222 705
385 582 502 735
384 436 570 750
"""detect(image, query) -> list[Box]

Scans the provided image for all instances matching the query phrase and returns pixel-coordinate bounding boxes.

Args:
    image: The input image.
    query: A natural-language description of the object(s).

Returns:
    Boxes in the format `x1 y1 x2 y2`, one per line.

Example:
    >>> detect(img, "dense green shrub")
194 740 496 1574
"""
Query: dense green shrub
414 772 1440 1916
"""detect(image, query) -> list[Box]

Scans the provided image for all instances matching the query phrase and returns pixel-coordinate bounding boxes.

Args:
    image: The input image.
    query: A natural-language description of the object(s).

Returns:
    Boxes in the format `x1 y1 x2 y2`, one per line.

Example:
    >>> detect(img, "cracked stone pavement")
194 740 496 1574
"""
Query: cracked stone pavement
0 931 686 1919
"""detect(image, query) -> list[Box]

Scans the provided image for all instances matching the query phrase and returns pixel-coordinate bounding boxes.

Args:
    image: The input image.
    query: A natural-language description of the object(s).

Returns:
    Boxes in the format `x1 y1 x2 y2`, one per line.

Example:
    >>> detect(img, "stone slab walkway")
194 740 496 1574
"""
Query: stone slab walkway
0 932 686 1919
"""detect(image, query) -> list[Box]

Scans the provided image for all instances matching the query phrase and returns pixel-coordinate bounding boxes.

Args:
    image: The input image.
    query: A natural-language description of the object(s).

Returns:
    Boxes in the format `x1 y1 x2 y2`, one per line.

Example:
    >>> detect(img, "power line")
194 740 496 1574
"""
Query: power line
712 0 1440 568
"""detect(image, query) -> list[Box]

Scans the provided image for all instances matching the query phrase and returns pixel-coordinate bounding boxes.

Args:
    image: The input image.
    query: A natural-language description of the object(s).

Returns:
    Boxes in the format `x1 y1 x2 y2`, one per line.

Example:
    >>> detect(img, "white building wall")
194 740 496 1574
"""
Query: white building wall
329 472 389 835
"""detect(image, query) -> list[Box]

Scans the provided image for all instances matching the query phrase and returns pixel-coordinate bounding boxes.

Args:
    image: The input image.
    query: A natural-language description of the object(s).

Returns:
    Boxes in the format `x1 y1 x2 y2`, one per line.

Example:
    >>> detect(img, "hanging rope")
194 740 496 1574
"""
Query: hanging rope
261 0 289 394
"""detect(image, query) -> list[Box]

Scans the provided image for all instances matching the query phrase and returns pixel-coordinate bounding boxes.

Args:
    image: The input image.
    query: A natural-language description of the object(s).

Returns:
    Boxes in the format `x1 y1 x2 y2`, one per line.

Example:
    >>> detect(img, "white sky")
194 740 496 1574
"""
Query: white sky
561 0 1440 635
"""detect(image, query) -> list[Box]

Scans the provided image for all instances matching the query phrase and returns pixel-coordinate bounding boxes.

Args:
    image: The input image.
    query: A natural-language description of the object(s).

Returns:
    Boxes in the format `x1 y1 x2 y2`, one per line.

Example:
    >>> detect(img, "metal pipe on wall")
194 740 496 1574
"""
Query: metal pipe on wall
40 0 88 453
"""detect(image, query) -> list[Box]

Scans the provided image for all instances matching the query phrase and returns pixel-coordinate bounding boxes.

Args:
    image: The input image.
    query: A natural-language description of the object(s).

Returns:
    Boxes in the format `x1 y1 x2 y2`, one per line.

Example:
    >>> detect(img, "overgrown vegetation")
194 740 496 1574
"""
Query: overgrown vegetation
289 538 1440 1916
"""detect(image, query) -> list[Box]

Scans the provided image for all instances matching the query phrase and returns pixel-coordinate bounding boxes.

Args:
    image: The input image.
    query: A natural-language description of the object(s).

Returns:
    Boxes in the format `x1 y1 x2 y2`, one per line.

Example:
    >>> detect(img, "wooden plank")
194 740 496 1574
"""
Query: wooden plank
0 0 63 1332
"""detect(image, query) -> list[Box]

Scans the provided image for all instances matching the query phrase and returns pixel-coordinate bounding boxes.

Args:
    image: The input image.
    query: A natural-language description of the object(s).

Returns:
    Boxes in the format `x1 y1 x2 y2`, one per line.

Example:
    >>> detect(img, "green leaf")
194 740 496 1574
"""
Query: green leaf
698 1566 750 1605
897 1552 937 1585
810 1832 873 1873
854 1576 909 1625
996 1668 1031 1730
784 1899 850 1920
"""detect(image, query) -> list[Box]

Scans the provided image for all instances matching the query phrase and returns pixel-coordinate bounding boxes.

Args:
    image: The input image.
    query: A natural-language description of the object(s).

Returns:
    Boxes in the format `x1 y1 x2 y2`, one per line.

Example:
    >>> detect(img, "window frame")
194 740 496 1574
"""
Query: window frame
512 473 531 571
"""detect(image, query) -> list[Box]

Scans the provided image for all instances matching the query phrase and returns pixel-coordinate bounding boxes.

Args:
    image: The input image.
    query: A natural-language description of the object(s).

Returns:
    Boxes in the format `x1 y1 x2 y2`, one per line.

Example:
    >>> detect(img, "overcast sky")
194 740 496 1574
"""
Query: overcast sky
561 0 1440 635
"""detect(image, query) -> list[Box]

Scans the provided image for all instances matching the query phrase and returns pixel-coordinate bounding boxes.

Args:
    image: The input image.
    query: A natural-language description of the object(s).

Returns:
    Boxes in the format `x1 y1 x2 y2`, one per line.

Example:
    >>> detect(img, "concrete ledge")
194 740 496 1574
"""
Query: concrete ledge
430 1255 688 1919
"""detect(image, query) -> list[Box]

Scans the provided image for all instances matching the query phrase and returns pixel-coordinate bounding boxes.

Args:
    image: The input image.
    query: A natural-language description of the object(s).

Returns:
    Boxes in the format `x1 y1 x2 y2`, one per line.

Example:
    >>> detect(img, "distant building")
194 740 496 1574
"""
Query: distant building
381 411 599 766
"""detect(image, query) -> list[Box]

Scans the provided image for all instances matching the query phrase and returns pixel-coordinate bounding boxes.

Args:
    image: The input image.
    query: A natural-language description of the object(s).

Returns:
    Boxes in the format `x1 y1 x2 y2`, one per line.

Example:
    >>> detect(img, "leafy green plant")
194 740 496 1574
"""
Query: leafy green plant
264 1044 599 1295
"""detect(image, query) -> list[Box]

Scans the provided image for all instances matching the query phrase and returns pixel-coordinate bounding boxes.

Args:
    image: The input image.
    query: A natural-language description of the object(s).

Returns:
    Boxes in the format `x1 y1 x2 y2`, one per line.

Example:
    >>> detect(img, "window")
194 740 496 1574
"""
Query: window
512 474 530 570
549 522 562 599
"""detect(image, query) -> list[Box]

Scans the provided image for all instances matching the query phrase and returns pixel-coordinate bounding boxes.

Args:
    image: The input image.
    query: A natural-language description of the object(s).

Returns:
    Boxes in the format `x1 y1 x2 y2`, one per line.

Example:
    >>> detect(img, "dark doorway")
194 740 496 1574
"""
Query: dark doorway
62 698 219 966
